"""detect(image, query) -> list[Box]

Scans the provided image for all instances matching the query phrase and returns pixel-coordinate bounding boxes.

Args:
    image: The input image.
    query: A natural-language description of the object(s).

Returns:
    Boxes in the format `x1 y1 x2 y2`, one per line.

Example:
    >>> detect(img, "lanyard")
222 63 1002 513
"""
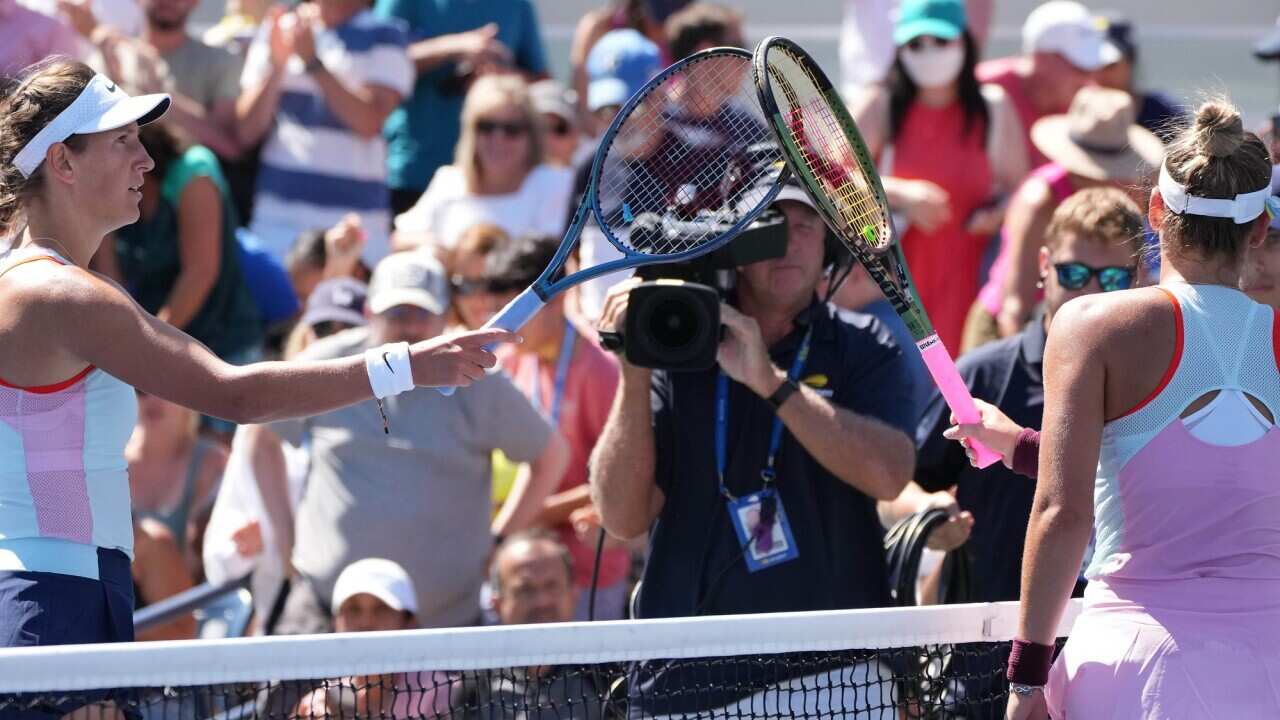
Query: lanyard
715 327 812 500
530 321 576 425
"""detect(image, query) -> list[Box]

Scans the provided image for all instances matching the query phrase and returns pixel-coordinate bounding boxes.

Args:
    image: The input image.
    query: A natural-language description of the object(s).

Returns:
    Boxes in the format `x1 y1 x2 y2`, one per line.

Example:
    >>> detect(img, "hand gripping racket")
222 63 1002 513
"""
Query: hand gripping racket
439 47 787 395
752 36 1000 468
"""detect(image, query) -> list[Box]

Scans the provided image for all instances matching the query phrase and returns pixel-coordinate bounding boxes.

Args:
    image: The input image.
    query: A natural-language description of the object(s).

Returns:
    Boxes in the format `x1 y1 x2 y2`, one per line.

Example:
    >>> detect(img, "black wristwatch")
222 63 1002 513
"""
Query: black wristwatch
766 378 800 410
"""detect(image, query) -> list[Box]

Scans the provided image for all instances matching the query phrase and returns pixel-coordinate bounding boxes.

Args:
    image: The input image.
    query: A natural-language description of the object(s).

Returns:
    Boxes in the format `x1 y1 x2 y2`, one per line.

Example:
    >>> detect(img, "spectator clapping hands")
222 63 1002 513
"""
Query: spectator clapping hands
323 214 367 280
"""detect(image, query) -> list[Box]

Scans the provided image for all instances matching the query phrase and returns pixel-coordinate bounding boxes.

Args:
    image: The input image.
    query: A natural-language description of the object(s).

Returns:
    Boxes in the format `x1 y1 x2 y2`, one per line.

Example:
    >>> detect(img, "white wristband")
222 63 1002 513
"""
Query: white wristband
364 342 413 400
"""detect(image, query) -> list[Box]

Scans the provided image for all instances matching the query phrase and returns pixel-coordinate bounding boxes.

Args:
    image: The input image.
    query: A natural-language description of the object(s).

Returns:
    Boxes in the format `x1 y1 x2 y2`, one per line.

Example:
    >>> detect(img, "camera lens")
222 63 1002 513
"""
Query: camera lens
650 297 700 347
636 289 713 364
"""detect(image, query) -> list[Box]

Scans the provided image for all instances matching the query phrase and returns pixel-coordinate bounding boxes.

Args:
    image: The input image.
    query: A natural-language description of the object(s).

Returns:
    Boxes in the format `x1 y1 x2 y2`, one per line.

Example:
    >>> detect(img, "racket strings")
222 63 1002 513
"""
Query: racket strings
768 52 889 250
595 51 785 256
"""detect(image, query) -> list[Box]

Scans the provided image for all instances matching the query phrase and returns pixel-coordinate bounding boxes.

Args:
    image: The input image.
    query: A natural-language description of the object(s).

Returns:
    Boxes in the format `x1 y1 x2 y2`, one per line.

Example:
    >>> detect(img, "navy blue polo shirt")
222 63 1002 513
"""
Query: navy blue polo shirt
636 299 916 620
915 313 1046 603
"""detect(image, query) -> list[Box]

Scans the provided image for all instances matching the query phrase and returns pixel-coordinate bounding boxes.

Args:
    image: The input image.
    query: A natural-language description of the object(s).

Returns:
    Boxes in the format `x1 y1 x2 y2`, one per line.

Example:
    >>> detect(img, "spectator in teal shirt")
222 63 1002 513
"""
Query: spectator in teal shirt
373 0 549 216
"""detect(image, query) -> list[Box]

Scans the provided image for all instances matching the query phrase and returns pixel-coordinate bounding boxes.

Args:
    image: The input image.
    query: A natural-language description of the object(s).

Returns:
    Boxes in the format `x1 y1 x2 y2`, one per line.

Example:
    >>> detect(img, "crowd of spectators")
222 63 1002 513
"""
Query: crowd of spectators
5 0 1279 695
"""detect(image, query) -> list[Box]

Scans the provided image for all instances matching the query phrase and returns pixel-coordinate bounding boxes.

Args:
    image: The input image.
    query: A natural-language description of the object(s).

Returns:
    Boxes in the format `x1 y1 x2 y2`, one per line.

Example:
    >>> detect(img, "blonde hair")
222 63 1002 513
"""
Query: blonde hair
453 75 542 193
0 59 96 239
1160 98 1272 262
1045 187 1145 257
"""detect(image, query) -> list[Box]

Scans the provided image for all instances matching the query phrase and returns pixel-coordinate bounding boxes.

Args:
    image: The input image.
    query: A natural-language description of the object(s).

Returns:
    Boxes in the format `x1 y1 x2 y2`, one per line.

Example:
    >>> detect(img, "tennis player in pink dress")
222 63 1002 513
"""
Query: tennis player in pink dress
1005 99 1280 719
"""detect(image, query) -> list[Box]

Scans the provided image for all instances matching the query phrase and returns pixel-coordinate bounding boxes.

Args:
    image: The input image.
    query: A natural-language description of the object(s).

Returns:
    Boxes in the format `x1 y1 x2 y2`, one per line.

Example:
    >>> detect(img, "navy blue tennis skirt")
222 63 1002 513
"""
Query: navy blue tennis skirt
0 548 134 719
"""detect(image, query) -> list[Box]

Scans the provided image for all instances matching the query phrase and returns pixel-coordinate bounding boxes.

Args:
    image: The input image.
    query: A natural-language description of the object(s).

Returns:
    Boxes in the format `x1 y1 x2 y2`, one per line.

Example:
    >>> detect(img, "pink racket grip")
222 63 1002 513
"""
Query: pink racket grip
916 335 1001 469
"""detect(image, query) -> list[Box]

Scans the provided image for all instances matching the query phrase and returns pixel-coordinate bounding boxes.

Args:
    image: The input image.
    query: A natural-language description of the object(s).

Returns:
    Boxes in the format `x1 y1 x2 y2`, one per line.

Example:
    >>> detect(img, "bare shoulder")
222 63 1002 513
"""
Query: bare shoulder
1053 287 1170 339
2 260 132 319
1013 175 1053 211
1049 287 1177 377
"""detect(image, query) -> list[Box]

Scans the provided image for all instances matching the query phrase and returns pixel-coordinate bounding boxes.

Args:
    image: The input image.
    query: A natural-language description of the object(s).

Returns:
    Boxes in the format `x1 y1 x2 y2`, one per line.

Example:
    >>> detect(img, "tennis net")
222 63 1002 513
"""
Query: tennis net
0 599 1080 719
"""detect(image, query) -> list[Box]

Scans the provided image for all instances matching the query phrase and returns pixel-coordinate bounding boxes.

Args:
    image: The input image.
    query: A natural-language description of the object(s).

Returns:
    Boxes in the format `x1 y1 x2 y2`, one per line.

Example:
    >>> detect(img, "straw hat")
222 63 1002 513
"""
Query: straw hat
1030 86 1164 181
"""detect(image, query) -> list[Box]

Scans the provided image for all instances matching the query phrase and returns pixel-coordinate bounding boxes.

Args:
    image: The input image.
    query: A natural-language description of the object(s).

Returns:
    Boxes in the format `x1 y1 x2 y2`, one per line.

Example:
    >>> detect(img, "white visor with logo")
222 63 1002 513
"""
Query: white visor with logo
12 74 170 179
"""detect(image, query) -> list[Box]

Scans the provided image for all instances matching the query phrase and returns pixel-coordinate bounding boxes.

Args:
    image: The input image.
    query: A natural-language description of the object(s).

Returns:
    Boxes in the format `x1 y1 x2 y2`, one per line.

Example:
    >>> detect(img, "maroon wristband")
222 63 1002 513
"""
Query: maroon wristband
1011 428 1041 480
1006 638 1054 686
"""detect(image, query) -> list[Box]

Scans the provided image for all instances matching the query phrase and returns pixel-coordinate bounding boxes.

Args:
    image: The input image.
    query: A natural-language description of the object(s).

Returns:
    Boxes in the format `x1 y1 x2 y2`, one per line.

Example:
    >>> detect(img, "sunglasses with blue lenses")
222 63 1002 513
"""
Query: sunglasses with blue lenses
1053 262 1136 292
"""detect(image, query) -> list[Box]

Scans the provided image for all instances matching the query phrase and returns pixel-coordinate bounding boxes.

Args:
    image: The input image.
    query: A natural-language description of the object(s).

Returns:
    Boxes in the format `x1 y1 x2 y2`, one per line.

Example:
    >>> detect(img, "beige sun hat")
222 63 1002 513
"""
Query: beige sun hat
1030 85 1165 181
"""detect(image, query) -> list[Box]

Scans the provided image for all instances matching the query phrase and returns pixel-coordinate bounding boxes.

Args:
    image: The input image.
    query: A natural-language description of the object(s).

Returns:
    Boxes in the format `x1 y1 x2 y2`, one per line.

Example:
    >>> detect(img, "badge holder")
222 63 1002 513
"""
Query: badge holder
726 483 799 573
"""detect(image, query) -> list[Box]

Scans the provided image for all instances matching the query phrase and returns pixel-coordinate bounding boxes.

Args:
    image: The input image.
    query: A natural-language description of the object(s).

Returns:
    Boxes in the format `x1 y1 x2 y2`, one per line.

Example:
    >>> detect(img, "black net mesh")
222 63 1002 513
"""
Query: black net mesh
0 642 1029 719
0 600 1082 720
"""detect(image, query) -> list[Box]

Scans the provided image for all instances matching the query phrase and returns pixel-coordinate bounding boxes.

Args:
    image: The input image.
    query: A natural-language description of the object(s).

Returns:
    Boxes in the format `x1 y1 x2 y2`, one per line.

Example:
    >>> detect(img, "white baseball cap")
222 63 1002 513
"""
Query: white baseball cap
367 251 450 316
1022 1 1121 72
734 177 819 217
12 73 170 178
331 558 418 615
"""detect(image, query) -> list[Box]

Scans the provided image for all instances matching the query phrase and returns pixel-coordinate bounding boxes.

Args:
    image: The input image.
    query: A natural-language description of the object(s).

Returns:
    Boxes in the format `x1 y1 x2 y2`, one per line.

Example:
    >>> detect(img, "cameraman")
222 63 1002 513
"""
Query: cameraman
592 183 916 713
597 182 917 654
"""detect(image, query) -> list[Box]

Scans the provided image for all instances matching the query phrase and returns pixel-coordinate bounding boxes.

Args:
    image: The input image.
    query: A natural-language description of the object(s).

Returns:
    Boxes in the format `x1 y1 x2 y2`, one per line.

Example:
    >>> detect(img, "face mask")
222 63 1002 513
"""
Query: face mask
899 42 965 88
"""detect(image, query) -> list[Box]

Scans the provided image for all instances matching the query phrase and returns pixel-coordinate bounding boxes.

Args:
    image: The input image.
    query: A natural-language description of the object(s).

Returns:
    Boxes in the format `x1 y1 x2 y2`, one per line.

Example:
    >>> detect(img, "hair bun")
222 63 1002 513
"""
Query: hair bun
1193 100 1244 158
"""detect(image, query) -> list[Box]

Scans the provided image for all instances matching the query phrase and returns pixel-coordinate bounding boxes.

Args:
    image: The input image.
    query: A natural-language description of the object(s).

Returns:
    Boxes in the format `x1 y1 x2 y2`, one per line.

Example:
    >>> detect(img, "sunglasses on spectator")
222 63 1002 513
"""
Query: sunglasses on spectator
311 320 357 338
1053 262 1136 292
450 275 527 296
544 118 572 136
380 305 439 322
476 119 530 137
904 36 957 52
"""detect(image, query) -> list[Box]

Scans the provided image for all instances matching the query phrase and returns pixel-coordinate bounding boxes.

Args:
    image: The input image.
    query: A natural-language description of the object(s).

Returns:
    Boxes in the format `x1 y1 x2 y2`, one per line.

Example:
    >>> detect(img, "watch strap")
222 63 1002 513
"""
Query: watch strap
766 378 799 410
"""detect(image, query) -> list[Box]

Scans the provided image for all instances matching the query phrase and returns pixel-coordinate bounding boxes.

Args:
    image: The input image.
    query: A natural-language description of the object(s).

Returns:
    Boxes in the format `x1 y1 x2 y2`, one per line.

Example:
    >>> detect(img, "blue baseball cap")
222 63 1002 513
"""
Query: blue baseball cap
894 0 966 46
586 29 662 112
300 277 368 328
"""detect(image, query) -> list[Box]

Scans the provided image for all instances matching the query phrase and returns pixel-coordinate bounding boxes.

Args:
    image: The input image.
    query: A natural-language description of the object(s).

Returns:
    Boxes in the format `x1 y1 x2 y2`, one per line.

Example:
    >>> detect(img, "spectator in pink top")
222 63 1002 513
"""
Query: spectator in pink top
0 0 84 79
975 1 1117 169
488 235 629 620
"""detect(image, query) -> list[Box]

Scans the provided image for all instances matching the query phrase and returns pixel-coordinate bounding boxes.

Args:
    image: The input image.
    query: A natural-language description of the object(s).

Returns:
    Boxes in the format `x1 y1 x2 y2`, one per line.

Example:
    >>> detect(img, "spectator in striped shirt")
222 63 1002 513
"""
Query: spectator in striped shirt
235 0 413 267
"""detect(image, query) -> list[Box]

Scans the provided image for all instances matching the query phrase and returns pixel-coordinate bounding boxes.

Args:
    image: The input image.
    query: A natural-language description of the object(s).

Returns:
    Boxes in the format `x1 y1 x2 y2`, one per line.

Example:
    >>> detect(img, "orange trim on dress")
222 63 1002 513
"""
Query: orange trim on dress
0 253 65 280
0 252 93 392
1111 287 1184 421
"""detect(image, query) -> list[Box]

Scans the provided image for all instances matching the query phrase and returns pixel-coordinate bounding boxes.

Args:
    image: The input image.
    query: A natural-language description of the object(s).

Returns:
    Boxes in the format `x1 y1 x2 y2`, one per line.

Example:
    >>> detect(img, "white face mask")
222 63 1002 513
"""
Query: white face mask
899 42 965 88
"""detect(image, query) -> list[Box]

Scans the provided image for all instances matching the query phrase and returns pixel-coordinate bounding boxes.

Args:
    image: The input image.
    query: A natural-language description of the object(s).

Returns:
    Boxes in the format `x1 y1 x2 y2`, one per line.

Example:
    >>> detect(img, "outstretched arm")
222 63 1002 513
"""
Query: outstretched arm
21 263 515 424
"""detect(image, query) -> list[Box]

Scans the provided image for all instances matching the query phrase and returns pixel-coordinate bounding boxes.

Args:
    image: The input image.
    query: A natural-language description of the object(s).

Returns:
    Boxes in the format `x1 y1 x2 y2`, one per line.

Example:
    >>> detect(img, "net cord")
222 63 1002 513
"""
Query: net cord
0 600 1082 693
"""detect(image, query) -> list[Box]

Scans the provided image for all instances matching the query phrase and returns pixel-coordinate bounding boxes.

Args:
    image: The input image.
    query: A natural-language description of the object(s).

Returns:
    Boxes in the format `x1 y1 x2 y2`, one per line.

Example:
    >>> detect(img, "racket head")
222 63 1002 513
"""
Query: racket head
585 47 787 267
753 36 934 340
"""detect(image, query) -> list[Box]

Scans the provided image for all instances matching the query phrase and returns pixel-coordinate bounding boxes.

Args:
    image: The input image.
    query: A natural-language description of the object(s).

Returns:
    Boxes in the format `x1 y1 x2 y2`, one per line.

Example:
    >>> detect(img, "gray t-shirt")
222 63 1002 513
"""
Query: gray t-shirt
273 327 553 628
162 36 242 109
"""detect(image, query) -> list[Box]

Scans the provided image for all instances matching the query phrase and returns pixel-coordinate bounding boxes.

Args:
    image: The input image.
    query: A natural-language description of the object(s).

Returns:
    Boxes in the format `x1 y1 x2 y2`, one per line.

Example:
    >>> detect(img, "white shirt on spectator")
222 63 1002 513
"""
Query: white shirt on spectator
394 164 574 251
241 9 413 265
21 0 142 36
840 0 897 99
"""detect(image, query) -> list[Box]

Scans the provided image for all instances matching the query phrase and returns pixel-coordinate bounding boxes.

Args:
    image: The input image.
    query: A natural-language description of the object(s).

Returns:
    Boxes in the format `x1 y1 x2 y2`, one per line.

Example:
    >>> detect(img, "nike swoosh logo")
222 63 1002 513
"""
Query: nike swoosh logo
382 352 394 373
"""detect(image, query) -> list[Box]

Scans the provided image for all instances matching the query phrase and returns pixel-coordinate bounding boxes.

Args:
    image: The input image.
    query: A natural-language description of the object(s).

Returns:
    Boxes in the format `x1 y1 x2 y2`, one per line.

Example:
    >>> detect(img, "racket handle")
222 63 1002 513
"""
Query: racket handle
437 287 547 397
916 335 1001 469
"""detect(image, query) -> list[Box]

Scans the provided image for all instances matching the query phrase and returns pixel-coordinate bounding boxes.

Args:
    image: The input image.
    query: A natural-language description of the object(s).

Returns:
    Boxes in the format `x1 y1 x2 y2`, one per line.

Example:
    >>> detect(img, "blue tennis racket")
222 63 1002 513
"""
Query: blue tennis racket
439 47 788 395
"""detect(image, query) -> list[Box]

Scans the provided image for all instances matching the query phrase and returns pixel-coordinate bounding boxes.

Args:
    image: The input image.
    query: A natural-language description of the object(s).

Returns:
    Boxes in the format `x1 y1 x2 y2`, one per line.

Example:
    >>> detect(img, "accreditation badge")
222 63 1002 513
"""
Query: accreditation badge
726 488 799 572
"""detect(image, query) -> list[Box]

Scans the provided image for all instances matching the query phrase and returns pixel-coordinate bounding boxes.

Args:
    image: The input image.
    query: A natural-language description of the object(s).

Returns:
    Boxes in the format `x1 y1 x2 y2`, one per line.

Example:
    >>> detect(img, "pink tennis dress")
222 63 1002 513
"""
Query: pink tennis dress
1045 283 1280 718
